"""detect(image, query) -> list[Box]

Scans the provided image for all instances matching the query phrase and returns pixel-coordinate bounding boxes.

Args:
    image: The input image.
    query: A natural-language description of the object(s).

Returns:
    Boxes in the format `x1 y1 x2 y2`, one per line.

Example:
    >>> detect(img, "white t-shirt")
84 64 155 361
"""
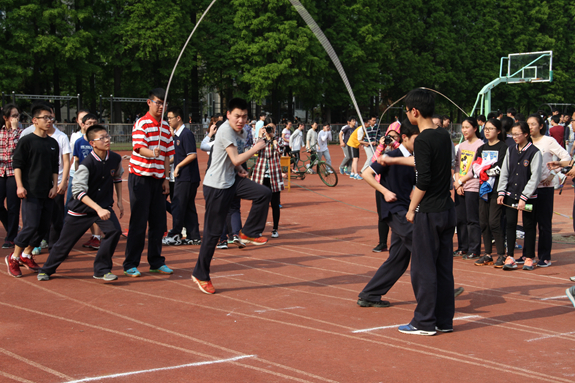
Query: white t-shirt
21 125 71 183
290 129 303 151
69 130 83 177
317 130 332 152
282 128 291 146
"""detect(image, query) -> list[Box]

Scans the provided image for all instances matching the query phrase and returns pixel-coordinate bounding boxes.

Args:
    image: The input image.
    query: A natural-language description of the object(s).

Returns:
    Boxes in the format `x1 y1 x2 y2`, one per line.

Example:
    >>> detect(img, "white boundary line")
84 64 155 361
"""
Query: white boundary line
351 315 483 333
66 355 256 383
539 295 568 301
526 332 575 343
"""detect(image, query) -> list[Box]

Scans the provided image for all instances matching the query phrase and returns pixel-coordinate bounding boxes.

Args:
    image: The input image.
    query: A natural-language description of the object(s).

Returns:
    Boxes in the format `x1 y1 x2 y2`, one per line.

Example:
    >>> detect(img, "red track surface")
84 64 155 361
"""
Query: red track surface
1 148 574 383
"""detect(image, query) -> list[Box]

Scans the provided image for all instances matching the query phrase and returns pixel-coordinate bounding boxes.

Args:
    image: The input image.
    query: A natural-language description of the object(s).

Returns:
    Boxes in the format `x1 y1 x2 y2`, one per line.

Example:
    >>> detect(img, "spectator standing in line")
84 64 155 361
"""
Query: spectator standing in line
281 120 293 156
317 123 332 166
359 115 380 172
123 88 175 277
5 104 59 277
289 122 304 171
255 112 266 138
549 115 565 148
0 104 23 249
338 117 356 175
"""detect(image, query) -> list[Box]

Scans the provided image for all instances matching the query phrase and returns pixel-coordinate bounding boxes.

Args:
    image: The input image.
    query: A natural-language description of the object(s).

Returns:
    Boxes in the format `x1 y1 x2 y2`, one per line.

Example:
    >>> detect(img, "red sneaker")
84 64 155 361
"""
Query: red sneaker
82 237 93 248
192 276 215 294
90 237 101 250
20 255 40 272
5 255 22 278
239 231 268 246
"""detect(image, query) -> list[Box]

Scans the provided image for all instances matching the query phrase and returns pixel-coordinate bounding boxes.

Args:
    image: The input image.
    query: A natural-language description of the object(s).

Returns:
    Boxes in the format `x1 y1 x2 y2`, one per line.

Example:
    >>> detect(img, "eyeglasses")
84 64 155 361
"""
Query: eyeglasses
10 114 20 118
92 135 111 142
483 127 496 132
151 100 167 107
35 115 55 122
405 108 413 114
511 133 525 137
166 116 177 121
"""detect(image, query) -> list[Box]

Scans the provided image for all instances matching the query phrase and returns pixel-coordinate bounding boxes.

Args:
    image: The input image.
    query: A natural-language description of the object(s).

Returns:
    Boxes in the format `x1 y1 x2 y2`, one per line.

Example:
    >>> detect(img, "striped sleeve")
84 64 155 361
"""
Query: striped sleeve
132 119 151 152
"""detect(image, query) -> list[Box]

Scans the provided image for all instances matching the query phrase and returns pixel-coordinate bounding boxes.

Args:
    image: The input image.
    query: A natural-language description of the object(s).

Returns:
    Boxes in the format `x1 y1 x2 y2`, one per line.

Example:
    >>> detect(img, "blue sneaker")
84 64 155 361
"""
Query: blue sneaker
124 267 141 278
354 174 363 180
566 286 575 308
32 247 42 256
398 324 436 336
149 265 173 274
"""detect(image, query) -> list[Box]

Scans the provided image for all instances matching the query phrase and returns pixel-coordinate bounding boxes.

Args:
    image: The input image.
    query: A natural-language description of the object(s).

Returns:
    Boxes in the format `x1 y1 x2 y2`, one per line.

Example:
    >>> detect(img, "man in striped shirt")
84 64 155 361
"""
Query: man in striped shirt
123 88 175 277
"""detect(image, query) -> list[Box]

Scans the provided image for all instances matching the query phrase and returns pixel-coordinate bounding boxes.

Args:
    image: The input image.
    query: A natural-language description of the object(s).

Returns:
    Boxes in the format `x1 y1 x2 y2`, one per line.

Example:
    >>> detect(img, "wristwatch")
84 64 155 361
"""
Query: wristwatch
457 179 463 186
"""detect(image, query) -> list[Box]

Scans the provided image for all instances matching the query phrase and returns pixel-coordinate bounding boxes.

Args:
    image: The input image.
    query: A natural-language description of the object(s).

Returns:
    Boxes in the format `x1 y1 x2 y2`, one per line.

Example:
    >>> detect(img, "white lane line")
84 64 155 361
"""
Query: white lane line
526 332 575 343
255 306 305 314
539 295 568 301
211 273 244 279
66 355 256 383
351 315 483 333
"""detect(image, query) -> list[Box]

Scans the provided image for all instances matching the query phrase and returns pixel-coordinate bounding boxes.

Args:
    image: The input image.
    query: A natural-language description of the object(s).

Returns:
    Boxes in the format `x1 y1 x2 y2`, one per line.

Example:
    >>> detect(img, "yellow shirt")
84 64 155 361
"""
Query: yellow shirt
346 127 361 148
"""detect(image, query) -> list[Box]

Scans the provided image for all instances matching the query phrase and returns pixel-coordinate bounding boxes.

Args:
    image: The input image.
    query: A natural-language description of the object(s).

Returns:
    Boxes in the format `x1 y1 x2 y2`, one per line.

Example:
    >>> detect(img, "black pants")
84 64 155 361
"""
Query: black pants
14 197 54 249
410 207 456 331
0 175 20 242
454 193 468 252
535 187 553 262
375 191 390 246
220 198 242 241
359 211 412 301
478 197 505 256
47 193 65 250
169 181 200 240
124 174 167 270
263 178 280 230
193 176 271 281
504 196 536 259
40 209 121 276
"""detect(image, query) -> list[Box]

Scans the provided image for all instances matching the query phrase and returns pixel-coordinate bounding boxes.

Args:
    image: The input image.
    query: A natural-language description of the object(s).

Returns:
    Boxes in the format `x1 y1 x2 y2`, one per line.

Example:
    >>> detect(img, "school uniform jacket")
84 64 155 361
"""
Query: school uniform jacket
68 150 124 216
497 142 542 202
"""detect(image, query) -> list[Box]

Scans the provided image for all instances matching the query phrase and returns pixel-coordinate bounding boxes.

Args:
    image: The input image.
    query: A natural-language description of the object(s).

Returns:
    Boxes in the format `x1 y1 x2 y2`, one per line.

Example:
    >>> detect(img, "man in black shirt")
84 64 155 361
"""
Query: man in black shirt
400 89 456 336
6 104 59 277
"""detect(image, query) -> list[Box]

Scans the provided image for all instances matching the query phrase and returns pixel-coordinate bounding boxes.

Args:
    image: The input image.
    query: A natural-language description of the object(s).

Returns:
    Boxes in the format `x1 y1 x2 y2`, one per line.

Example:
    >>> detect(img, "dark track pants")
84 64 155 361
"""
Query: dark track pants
169 181 200 240
535 187 553 262
454 193 468 252
193 176 271 281
375 191 390 246
478 197 505 256
47 193 65 249
123 174 167 270
40 210 121 276
410 208 456 332
359 211 412 302
0 175 20 242
14 197 53 249
504 196 536 259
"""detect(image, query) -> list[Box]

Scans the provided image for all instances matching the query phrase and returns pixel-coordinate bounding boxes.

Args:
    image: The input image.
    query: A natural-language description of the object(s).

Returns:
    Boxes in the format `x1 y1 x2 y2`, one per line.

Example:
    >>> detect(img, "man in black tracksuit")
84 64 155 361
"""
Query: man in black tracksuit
37 125 124 281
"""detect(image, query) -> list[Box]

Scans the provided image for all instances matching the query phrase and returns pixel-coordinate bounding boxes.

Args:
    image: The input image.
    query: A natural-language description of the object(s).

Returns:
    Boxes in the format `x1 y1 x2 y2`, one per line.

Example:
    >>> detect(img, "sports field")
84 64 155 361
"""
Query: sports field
1 149 574 383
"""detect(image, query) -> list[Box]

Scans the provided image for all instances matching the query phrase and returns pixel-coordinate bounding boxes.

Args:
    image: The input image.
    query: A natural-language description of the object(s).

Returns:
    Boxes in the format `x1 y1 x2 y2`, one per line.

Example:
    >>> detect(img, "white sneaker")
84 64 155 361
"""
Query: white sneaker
271 230 279 238
162 234 182 246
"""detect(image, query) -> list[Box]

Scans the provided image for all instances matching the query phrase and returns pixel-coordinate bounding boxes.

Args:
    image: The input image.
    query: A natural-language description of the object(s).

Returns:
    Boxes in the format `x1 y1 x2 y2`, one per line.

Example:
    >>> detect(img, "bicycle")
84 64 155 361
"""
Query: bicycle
289 149 338 187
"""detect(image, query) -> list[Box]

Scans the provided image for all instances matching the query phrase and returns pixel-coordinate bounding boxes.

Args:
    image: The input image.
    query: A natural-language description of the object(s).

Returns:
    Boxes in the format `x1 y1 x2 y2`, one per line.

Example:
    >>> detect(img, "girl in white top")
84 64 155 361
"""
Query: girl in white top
528 114 571 267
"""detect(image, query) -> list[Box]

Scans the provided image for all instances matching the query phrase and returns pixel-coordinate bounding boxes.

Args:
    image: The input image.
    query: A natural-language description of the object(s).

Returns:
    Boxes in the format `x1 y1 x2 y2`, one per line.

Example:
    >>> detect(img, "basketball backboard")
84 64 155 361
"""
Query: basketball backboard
500 51 553 83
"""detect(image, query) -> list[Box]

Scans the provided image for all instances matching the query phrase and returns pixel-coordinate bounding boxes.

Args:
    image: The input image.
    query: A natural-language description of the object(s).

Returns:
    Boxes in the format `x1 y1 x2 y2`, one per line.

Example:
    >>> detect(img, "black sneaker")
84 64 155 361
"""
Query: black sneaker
463 253 480 260
372 243 387 253
453 250 467 257
493 255 506 268
232 234 246 248
192 239 202 246
474 255 493 266
435 326 454 333
514 256 526 265
357 298 391 308
2 241 14 249
216 240 228 249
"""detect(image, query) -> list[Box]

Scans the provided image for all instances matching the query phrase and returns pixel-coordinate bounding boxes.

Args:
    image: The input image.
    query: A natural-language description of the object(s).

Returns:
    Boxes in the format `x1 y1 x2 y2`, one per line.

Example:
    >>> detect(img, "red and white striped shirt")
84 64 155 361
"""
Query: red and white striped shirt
129 112 175 179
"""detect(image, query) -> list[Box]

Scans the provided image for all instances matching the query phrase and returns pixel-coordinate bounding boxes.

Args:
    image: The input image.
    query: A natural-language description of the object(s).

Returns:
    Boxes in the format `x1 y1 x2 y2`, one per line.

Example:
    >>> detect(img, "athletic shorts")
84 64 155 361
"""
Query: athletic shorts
352 147 360 158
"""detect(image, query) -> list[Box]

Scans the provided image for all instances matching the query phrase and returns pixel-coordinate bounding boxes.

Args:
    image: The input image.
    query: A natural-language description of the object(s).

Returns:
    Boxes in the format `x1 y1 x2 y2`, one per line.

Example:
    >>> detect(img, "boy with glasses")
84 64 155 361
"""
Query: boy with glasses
5 104 59 277
37 125 124 281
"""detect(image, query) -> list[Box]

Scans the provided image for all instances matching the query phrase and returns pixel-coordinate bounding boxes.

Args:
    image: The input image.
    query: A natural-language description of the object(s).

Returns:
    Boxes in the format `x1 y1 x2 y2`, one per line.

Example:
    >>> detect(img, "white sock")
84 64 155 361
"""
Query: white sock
21 253 31 259
93 235 101 240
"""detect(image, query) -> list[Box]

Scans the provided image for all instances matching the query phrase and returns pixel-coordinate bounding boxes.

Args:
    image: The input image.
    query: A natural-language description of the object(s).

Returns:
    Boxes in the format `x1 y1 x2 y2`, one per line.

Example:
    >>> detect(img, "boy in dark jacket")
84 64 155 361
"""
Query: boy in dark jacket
37 125 124 281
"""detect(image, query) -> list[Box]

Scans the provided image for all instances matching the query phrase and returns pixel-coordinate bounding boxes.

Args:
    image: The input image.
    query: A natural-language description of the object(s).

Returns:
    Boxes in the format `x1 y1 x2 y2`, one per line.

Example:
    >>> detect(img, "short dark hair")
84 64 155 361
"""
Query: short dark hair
400 118 420 139
404 89 435 118
487 112 497 120
370 115 378 120
515 113 525 122
31 104 51 118
348 116 357 122
259 112 267 117
86 124 107 141
506 108 517 116
82 113 98 124
551 115 561 124
552 108 560 114
497 109 503 116
168 106 183 119
149 88 166 101
228 98 249 112
477 115 486 123
77 109 90 117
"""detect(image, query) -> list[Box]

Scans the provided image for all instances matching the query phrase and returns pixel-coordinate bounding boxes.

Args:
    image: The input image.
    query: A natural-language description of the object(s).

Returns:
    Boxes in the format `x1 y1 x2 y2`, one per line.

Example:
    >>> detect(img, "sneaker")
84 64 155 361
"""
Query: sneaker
398 324 436 336
192 239 202 245
349 173 356 179
503 256 517 270
453 250 467 257
339 166 346 175
90 237 101 250
357 298 390 308
40 239 48 249
271 230 279 238
94 273 118 281
454 287 464 297
192 275 215 294
19 255 40 272
566 286 575 308
2 241 14 249
493 255 506 268
570 276 575 282
463 253 480 260
32 247 42 256
162 234 182 246
522 258 535 271
82 238 93 248
124 267 141 277
37 273 49 281
515 242 522 250
180 238 193 245
514 256 526 264
149 265 173 274
435 326 454 333
536 259 552 268
474 255 493 266
239 231 268 246
216 240 228 249
232 235 246 248
5 255 22 278
355 174 364 180
372 243 387 253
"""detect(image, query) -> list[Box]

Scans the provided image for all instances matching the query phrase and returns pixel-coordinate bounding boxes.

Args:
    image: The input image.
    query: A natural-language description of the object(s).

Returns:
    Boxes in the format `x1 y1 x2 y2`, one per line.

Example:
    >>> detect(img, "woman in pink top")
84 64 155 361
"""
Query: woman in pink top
453 118 484 259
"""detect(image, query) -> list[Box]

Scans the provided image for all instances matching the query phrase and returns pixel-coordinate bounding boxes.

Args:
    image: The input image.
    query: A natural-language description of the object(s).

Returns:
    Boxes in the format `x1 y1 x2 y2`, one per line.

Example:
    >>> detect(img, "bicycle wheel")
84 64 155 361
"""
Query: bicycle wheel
317 163 338 187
